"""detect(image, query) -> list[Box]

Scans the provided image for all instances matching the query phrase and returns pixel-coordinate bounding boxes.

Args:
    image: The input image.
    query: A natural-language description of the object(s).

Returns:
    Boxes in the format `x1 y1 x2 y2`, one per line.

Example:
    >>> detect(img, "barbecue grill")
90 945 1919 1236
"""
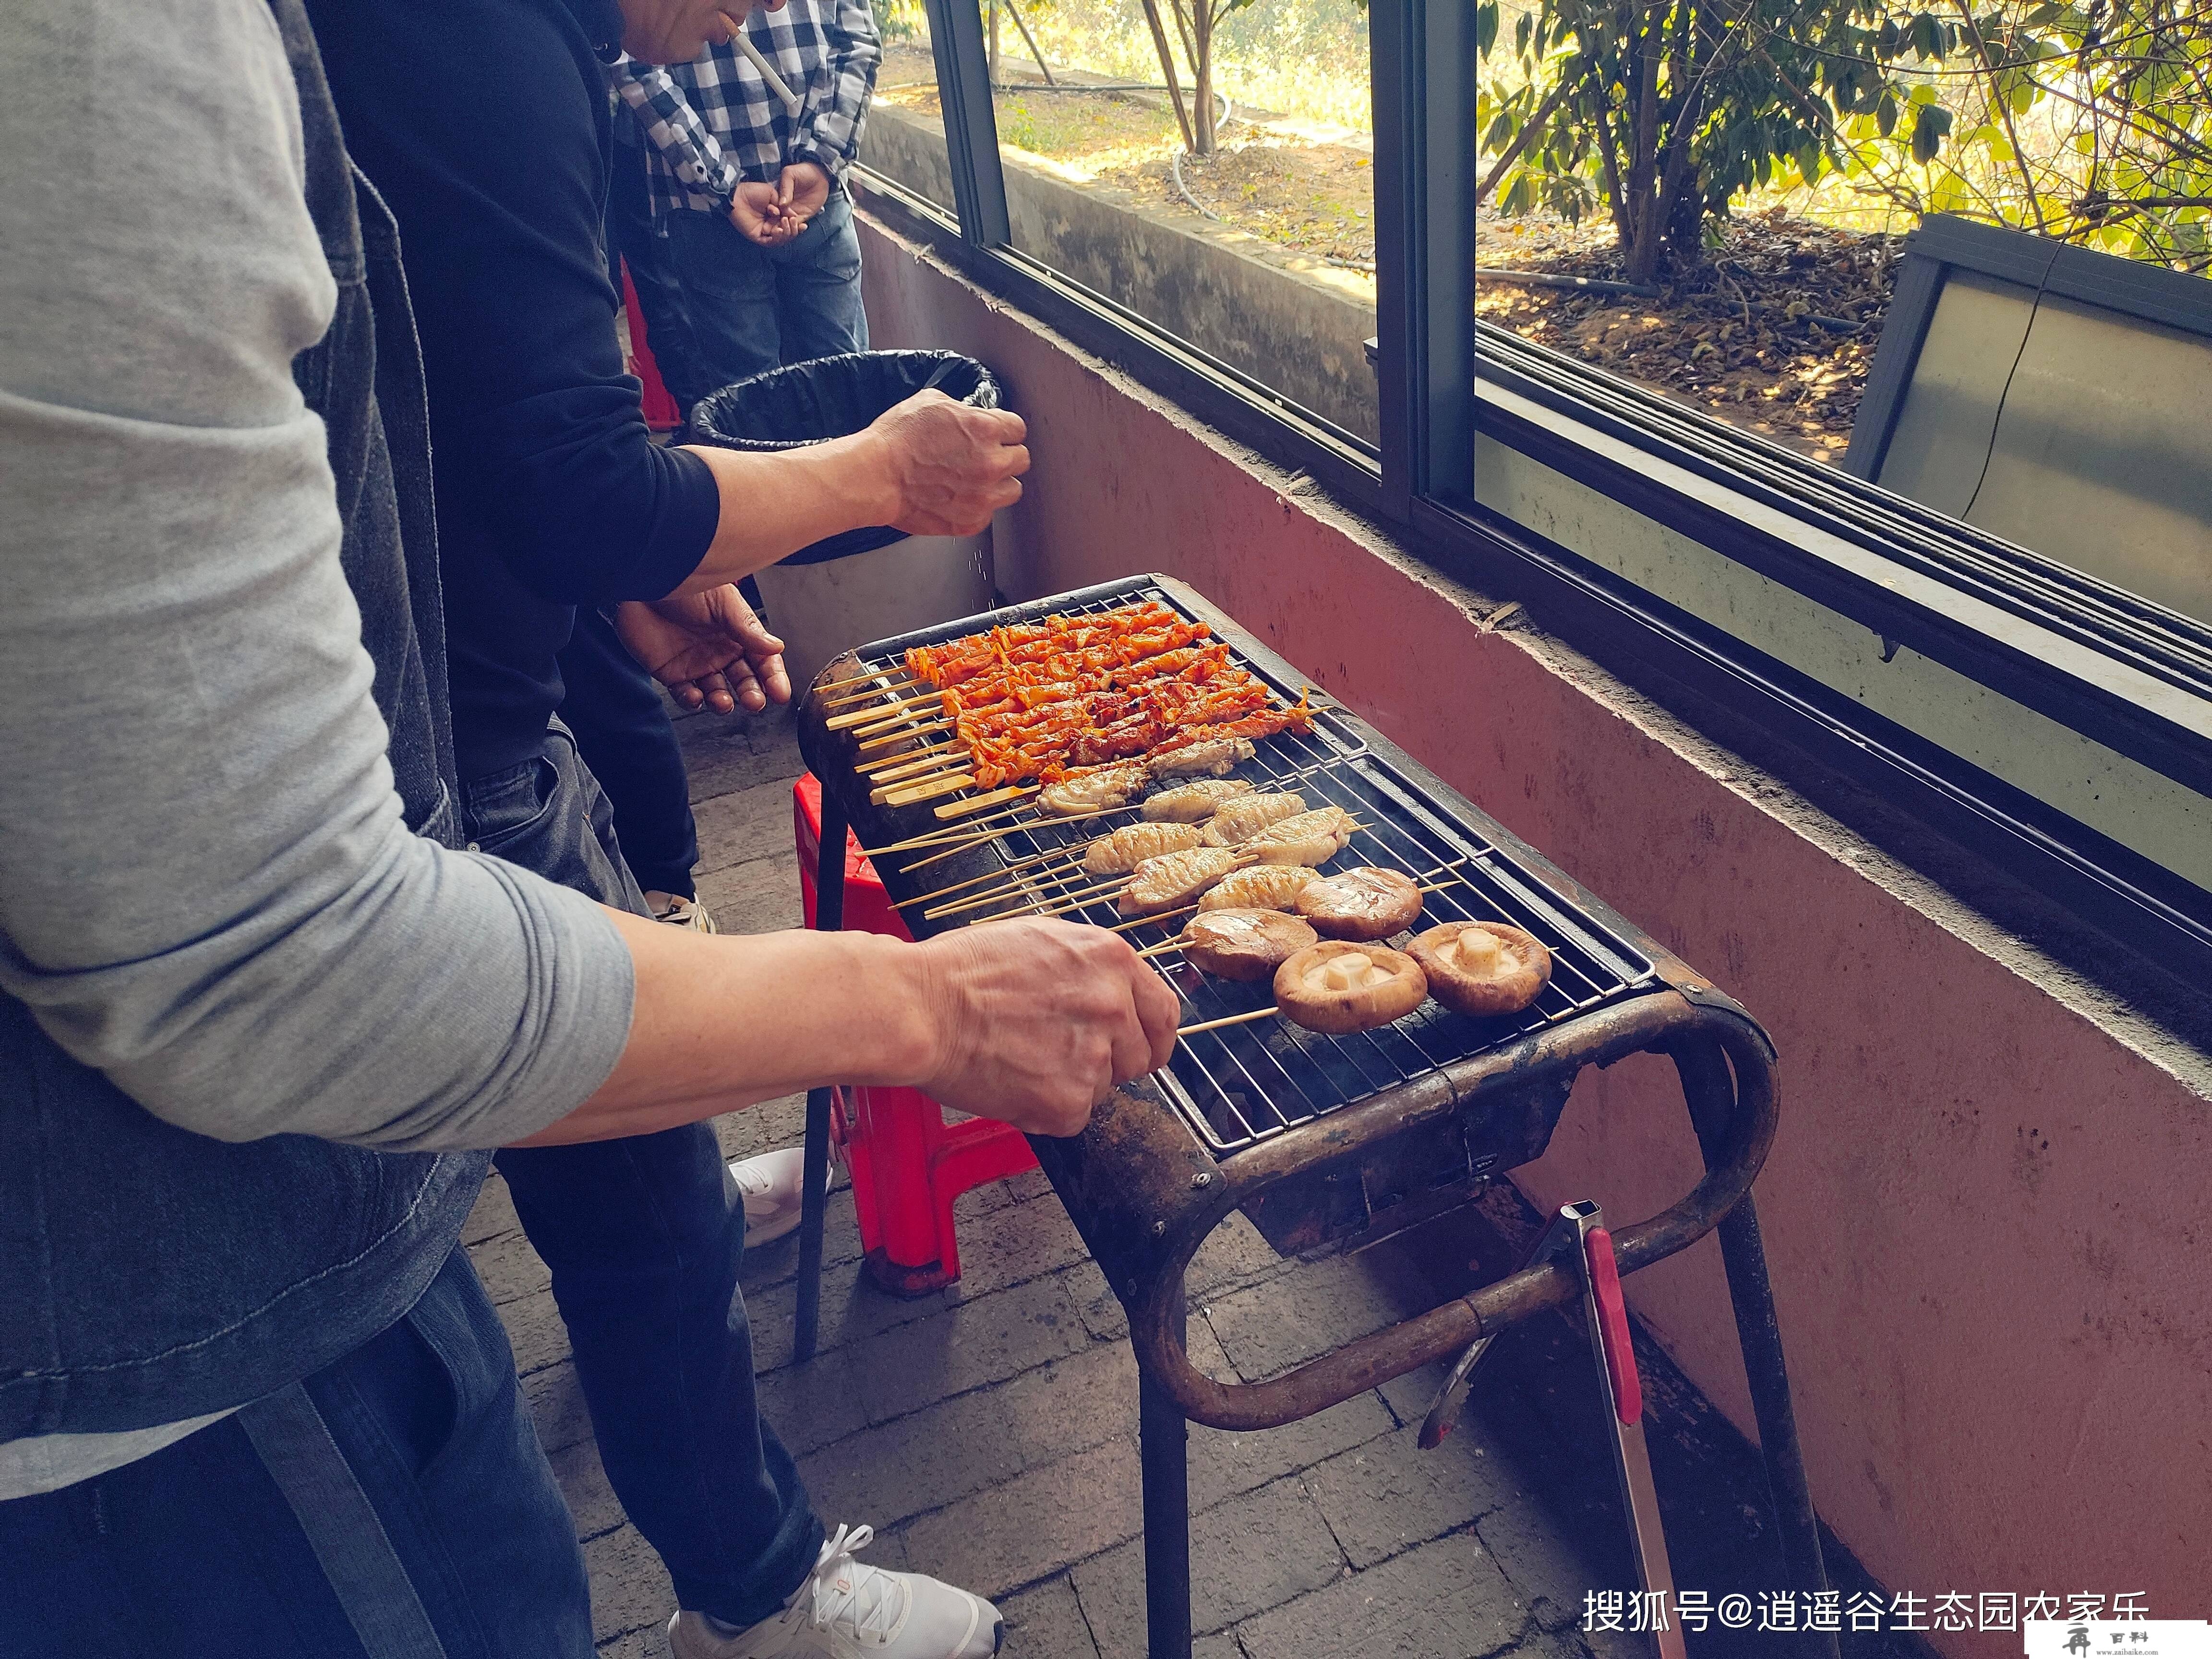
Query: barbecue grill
793 573 1837 1659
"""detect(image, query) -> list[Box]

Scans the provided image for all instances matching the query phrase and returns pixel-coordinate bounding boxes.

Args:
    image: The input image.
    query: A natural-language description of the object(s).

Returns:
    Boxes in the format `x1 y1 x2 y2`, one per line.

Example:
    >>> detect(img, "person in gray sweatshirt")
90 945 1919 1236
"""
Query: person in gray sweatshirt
0 2 1177 1655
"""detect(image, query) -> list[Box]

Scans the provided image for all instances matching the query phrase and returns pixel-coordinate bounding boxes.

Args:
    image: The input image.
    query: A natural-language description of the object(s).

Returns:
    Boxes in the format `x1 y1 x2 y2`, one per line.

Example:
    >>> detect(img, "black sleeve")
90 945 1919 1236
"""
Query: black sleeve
305 0 719 605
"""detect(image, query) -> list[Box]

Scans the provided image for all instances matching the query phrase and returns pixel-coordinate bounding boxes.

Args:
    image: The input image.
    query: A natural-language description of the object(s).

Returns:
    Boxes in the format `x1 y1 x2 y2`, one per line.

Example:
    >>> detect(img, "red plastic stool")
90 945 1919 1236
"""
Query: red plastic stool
793 773 1039 1296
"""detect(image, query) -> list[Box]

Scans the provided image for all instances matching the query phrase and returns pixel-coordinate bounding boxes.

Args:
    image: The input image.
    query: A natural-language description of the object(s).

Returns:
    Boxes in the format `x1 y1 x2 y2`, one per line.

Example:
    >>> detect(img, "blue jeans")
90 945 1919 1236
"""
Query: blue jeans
663 192 869 393
553 610 702 900
465 723 825 1630
0 1247 594 1659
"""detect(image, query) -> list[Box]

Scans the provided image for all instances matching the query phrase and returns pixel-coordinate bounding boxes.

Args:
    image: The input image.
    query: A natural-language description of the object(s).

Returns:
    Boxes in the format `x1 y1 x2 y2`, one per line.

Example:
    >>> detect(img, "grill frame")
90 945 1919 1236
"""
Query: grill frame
816 575 1662 1162
796 573 1833 1654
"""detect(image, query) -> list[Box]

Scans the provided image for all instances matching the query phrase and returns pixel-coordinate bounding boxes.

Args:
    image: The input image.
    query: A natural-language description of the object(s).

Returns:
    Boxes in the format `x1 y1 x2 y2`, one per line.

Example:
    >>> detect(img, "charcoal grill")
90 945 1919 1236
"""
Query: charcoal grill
793 574 1837 1659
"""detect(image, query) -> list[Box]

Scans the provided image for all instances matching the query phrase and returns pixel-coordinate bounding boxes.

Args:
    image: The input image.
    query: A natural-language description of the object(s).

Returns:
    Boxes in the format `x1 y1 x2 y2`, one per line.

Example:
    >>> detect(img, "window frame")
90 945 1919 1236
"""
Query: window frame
860 0 2212 985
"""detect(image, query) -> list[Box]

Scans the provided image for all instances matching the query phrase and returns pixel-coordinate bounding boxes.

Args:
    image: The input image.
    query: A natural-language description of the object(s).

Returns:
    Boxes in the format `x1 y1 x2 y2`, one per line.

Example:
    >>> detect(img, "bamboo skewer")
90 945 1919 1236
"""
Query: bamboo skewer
938 785 1033 820
924 860 1100 922
891 797 1142 871
917 852 1088 917
858 798 1039 861
856 721 952 757
832 689 944 732
881 772 979 808
815 664 915 696
1177 1007 1280 1037
891 845 1075 909
864 748 964 788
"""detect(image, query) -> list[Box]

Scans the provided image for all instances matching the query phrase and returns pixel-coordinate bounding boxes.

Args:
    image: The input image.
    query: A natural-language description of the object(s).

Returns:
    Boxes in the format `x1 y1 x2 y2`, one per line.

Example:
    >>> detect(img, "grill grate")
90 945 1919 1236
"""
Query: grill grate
850 580 1660 1155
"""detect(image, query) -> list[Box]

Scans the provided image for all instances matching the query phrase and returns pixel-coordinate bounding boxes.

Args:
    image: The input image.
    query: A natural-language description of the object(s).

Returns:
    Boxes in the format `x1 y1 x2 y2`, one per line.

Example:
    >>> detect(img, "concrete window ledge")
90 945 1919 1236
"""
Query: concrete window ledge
852 203 2212 1641
858 104 1379 445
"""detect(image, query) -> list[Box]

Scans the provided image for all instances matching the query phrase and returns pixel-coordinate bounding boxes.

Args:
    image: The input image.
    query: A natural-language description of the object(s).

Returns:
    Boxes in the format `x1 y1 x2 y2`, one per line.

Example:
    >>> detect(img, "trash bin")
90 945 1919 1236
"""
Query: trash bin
686 351 1002 694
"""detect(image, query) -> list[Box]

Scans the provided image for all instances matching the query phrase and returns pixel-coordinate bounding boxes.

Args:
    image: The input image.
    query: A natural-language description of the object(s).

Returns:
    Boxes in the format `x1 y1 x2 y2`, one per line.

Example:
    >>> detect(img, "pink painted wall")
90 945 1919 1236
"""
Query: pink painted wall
856 208 2212 1641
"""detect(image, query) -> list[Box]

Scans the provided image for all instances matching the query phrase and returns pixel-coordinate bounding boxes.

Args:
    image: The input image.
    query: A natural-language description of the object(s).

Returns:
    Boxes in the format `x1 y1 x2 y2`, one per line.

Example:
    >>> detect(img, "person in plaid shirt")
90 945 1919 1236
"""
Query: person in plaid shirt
615 0 881 390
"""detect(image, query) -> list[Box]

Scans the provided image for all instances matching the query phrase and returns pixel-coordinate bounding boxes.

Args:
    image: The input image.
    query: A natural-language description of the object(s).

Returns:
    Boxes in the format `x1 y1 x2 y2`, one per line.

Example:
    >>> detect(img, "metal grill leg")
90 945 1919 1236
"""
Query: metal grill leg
794 789 849 1366
1140 1287 1193 1659
1673 1038 1837 1659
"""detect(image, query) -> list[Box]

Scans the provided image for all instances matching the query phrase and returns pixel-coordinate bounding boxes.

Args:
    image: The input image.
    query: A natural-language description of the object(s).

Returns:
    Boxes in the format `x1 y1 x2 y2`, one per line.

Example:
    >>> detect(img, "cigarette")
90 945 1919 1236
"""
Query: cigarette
730 26 802 114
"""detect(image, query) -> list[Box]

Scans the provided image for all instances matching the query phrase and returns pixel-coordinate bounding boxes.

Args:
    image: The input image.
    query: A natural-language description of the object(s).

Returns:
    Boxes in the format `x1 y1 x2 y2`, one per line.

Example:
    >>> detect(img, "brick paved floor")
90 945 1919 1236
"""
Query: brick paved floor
466 702 1911 1659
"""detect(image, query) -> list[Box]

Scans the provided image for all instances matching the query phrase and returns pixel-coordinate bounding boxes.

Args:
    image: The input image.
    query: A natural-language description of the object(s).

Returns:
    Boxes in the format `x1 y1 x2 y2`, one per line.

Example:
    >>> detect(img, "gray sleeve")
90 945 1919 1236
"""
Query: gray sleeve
0 0 637 1152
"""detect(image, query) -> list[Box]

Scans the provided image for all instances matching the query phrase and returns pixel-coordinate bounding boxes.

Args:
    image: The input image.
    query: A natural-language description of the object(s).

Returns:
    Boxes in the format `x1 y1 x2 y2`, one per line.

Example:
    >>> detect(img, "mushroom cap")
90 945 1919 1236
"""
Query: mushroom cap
1293 866 1424 941
1179 908 1320 982
1273 941 1430 1034
1405 921 1552 1018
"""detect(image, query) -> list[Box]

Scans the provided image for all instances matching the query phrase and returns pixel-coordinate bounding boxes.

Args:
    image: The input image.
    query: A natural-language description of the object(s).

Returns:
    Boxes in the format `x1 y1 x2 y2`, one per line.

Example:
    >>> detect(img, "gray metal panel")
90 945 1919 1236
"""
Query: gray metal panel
1874 273 2212 626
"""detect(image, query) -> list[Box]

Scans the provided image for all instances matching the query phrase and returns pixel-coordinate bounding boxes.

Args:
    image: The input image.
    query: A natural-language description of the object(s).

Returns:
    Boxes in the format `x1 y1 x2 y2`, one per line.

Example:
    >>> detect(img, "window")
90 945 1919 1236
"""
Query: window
855 0 962 220
854 0 2212 984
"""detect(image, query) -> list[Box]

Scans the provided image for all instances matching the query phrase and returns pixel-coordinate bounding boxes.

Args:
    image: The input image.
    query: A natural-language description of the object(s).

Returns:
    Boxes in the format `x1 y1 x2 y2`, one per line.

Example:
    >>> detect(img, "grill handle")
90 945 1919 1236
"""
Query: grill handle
1125 997 1777 1433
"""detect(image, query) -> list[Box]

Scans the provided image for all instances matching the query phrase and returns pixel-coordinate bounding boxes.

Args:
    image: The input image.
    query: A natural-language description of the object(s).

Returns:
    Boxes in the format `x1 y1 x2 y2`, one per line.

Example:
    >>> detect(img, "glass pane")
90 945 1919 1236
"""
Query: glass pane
857 0 962 220
983 0 1380 447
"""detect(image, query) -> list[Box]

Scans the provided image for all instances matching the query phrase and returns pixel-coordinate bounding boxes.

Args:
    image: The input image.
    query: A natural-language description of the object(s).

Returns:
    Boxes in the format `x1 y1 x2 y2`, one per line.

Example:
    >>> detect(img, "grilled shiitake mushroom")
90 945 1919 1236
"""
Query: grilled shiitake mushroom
1272 941 1429 1034
1405 921 1552 1017
1294 867 1423 941
1178 909 1319 982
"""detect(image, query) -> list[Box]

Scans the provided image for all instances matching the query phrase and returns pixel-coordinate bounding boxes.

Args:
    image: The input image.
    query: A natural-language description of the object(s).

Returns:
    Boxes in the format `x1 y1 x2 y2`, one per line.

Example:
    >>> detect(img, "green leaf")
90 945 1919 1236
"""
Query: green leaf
1477 1 1499 59
1911 102 1952 164
1877 90 1898 136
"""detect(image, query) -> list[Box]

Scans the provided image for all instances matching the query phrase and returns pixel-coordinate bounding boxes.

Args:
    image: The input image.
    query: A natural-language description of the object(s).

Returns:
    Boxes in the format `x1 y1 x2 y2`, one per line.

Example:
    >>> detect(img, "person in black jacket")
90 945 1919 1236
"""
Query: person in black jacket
304 1 1029 1655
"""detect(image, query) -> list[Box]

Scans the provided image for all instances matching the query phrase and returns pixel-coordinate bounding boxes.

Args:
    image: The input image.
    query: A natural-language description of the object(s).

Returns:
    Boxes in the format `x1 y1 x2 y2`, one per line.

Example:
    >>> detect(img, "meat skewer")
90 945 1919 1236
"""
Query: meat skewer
1141 778 1255 822
1201 791 1308 846
1081 821 1207 876
1116 846 1247 917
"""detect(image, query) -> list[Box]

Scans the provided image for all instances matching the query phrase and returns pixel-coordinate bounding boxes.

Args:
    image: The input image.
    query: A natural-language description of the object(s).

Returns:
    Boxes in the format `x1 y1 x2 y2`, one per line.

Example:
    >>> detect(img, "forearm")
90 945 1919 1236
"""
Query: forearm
670 433 898 593
511 912 939 1144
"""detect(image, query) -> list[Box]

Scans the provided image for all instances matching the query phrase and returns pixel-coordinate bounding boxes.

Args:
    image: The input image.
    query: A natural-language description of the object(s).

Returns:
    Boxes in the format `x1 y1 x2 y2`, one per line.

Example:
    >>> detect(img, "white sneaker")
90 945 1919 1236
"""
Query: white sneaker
647 890 719 932
667 1523 1003 1658
730 1147 826 1246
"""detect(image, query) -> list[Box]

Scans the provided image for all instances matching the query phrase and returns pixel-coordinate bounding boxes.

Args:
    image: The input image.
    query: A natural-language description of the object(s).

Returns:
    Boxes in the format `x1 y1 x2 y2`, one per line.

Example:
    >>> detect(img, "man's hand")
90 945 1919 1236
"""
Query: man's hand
613 586 790 713
910 919 1180 1136
776 160 831 228
730 180 803 246
861 390 1030 537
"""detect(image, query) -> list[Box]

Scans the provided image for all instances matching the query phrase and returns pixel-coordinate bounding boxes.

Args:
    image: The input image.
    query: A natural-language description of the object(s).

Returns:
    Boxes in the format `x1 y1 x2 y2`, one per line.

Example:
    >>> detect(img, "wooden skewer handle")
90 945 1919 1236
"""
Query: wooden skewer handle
1177 1007 1279 1036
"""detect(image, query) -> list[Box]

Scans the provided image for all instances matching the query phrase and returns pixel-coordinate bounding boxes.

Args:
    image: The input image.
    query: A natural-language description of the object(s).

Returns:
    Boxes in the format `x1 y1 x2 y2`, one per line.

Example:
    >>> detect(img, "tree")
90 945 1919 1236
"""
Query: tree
1480 0 2212 277
1137 0 1258 154
1830 2 2212 271
1479 0 1951 283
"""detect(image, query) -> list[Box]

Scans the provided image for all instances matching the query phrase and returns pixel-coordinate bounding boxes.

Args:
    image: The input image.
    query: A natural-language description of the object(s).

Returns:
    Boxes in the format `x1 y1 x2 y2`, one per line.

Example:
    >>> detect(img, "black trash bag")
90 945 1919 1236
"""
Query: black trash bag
684 349 1001 566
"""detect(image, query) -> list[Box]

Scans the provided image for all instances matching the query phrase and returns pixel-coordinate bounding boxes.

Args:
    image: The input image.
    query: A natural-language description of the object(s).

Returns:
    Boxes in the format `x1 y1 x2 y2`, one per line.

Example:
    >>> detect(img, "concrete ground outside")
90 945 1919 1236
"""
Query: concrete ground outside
464 701 1910 1659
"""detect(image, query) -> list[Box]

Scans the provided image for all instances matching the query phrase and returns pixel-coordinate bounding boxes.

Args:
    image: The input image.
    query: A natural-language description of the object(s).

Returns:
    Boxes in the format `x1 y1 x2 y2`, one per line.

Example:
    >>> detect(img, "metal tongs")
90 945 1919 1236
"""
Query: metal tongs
1421 1200 1687 1659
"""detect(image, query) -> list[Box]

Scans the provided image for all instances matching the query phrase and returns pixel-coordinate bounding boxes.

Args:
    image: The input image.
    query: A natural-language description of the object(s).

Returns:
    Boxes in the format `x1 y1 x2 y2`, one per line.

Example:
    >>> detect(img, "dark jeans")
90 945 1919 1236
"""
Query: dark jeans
663 192 869 392
555 608 702 900
607 127 715 414
464 723 824 1629
0 1248 594 1659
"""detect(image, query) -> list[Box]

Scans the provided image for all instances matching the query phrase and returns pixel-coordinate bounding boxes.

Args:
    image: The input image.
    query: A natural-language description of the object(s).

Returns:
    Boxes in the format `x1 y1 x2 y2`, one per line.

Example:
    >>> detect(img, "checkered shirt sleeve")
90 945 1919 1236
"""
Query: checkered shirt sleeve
610 0 881 217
